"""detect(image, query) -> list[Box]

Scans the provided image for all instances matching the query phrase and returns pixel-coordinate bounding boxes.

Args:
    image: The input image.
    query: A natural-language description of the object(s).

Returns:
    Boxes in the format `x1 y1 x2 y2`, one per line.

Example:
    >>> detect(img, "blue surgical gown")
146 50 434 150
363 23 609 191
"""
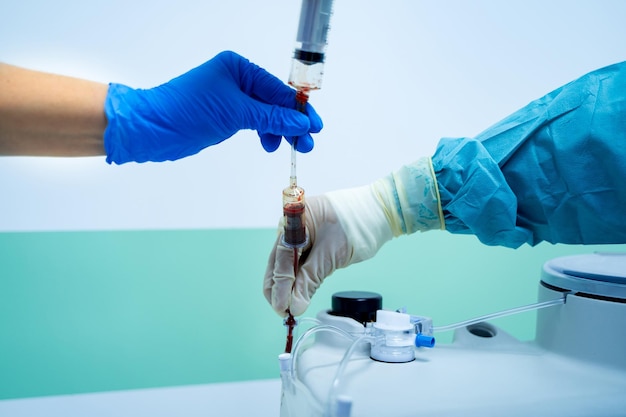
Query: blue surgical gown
432 62 626 248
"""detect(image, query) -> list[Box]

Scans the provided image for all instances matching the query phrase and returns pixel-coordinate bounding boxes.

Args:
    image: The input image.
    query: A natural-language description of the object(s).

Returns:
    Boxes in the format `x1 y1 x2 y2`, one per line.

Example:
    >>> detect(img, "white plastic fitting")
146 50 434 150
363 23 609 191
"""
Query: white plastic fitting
370 310 415 363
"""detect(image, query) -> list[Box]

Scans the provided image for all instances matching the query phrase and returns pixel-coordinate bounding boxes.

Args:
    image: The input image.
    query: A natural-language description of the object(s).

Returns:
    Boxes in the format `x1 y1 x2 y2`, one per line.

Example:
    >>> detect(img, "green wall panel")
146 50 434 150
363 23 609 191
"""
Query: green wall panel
1 229 623 400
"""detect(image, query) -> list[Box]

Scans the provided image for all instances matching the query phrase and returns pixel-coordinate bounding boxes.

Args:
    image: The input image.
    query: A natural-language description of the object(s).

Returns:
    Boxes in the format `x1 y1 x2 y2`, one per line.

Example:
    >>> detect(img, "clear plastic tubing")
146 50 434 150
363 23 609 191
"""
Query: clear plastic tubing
297 317 322 327
290 324 354 379
433 296 567 333
327 334 373 417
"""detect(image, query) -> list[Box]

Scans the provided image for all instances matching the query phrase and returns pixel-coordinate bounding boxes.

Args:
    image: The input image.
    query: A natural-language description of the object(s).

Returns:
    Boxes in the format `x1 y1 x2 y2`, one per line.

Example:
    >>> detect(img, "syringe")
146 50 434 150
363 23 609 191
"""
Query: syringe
282 0 334 353
288 0 334 102
281 0 334 252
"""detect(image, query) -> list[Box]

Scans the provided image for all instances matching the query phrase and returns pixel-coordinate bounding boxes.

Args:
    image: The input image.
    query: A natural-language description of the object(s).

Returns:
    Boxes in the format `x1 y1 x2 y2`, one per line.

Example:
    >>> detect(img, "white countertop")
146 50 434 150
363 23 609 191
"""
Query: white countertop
0 379 281 417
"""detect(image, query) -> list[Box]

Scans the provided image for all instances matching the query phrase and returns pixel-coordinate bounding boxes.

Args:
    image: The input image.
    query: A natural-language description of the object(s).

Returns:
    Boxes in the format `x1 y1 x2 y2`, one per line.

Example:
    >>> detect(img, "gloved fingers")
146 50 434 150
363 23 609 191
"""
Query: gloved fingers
285 195 350 316
288 198 352 315
263 241 299 318
304 102 323 133
253 106 316 152
287 261 321 317
295 134 315 153
241 95 321 143
234 52 299 108
282 133 315 153
260 102 312 134
263 195 352 317
231 51 324 137
258 131 315 153
175 51 322 137
258 133 282 153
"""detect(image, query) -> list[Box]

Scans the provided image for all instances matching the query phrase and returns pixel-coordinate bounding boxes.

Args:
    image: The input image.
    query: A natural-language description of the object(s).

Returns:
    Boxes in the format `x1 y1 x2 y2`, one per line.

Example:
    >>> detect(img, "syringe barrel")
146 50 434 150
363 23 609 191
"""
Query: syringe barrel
289 0 334 92
295 0 333 56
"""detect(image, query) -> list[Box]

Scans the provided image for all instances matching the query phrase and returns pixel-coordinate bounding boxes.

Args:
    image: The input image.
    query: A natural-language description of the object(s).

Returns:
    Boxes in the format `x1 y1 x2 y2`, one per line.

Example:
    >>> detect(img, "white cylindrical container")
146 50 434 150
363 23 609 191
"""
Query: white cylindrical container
535 252 626 369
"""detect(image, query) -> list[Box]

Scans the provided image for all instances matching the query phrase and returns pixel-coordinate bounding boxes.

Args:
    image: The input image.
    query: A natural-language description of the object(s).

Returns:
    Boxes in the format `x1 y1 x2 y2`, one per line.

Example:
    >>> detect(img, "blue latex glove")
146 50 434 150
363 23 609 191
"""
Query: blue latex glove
104 51 323 164
433 61 626 247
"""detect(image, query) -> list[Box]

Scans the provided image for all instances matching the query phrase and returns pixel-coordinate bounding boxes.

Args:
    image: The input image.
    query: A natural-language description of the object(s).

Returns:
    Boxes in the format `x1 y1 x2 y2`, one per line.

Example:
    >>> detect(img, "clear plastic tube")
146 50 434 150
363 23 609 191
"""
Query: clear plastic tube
291 144 297 180
290 324 355 379
298 317 322 327
433 296 566 333
327 334 373 417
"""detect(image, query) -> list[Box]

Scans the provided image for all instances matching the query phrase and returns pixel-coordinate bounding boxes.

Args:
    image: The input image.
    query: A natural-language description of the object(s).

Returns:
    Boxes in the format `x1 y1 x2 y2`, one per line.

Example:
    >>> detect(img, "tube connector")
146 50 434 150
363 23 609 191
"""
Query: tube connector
415 333 436 348
334 395 353 417
278 352 292 373
369 310 416 363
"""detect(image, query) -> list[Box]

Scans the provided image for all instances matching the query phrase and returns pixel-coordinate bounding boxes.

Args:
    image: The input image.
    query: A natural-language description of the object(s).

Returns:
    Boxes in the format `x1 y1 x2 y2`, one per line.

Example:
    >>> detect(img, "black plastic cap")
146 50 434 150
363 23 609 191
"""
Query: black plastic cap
330 291 383 325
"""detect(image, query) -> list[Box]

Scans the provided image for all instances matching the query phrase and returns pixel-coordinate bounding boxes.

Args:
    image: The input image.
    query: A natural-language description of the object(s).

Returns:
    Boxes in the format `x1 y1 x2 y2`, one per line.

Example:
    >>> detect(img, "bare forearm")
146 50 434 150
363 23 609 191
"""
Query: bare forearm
0 63 108 156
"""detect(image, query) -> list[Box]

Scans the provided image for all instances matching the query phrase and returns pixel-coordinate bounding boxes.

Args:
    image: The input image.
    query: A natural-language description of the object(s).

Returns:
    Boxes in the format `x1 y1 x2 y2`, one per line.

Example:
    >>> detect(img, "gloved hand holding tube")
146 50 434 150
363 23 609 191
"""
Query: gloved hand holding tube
264 157 444 317
264 61 626 318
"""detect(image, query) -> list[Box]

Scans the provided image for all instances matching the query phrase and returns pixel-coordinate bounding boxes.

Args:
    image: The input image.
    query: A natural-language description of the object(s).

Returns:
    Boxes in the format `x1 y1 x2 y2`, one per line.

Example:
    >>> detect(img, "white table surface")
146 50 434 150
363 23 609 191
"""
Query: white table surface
0 379 281 417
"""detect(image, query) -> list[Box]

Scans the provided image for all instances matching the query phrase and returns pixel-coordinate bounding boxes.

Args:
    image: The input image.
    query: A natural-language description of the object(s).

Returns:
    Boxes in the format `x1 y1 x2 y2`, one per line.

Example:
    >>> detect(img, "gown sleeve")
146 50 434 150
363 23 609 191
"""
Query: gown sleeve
432 62 626 248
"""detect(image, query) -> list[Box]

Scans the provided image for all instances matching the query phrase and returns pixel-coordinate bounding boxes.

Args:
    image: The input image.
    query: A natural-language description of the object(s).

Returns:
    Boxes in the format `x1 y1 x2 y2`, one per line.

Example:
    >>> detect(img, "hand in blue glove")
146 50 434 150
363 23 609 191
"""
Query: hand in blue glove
104 51 323 164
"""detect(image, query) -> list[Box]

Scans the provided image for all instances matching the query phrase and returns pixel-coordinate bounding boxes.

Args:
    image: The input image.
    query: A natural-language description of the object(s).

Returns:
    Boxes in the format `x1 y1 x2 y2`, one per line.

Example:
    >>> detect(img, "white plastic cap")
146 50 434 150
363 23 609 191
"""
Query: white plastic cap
373 310 412 331
334 395 353 417
278 353 292 372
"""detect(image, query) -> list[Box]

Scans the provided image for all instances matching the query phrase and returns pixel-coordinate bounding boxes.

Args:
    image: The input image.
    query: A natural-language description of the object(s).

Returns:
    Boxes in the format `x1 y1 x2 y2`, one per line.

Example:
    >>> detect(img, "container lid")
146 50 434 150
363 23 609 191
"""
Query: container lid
330 291 382 324
373 310 412 331
541 252 626 299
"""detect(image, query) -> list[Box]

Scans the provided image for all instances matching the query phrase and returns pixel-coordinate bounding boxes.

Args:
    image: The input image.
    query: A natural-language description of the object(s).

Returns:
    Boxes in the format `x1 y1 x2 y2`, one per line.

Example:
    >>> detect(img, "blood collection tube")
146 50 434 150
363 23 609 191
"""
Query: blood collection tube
282 180 308 248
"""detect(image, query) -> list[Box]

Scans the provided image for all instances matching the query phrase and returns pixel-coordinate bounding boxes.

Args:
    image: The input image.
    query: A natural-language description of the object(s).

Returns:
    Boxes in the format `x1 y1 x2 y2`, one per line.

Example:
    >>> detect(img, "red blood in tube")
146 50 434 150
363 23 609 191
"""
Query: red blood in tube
284 309 297 353
283 202 306 246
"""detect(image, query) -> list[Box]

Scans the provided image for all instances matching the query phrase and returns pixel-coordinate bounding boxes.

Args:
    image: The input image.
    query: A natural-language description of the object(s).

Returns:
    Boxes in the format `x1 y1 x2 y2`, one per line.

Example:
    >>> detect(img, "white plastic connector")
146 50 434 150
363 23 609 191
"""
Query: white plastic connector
370 310 416 363
279 353 292 373
334 395 353 417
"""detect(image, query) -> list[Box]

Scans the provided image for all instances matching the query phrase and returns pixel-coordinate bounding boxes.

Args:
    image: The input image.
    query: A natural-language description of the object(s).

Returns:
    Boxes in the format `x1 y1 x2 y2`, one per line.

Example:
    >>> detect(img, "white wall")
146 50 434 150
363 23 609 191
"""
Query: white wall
1 0 625 231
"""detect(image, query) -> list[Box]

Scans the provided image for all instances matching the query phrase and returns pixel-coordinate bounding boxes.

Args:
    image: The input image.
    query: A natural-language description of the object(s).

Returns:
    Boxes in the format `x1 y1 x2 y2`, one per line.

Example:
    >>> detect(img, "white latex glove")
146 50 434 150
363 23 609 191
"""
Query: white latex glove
263 157 443 317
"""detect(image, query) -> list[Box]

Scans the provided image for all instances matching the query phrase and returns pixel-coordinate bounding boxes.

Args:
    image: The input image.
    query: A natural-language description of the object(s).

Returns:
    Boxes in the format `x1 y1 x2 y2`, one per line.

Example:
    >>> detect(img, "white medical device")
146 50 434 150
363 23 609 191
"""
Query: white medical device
278 252 626 417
